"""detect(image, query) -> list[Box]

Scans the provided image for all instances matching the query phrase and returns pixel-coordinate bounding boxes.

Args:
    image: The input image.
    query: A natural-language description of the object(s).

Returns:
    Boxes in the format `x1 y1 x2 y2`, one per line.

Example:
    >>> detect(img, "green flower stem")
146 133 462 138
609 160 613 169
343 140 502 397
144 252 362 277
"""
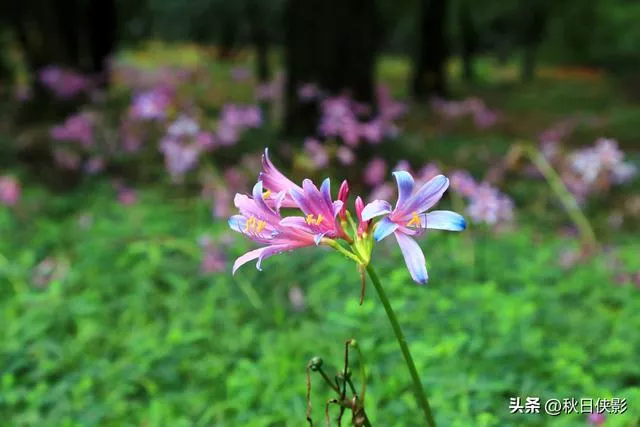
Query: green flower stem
365 265 437 427
521 143 597 250
323 239 364 265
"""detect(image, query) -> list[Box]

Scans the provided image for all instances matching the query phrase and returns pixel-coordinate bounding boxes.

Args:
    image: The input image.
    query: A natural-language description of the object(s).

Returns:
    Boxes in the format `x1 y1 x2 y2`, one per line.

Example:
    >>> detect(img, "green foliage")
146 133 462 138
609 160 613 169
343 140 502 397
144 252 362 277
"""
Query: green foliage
1 180 639 426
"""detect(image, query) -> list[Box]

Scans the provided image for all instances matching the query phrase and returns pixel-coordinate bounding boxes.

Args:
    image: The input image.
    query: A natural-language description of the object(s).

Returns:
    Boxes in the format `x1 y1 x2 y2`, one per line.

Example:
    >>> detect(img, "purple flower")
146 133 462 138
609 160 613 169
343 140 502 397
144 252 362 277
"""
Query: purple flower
84 156 105 175
336 146 355 165
167 115 200 138
364 158 388 186
228 181 316 273
0 175 20 206
450 170 478 198
587 412 606 426
130 88 172 120
159 138 201 181
50 113 94 147
362 171 466 284
360 120 384 144
304 138 329 169
231 66 251 81
466 183 514 226
280 178 345 245
39 66 90 99
298 83 319 101
196 131 217 150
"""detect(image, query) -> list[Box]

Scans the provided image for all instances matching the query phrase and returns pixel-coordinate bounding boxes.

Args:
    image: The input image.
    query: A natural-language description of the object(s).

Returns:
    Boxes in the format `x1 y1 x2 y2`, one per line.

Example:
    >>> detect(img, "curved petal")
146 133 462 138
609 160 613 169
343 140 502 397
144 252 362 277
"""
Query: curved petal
392 171 415 210
373 217 399 241
404 175 449 216
394 232 428 284
232 247 267 274
279 216 311 232
425 210 467 231
228 215 246 233
320 177 333 208
361 200 392 221
332 200 344 217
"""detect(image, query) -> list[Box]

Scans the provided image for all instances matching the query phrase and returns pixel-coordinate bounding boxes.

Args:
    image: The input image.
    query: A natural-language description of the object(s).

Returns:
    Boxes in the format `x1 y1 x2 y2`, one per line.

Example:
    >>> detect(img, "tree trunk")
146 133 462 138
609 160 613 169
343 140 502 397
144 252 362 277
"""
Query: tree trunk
247 0 270 83
218 3 238 61
88 0 118 86
459 0 477 83
412 0 448 100
283 0 378 138
520 1 549 82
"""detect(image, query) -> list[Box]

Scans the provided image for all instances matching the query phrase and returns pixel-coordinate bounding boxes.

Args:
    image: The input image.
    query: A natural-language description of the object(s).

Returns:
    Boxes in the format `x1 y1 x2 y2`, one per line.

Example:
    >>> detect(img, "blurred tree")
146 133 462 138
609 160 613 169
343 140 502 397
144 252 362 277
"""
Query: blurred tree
457 0 478 82
283 0 379 137
518 0 550 82
412 0 449 99
246 0 271 83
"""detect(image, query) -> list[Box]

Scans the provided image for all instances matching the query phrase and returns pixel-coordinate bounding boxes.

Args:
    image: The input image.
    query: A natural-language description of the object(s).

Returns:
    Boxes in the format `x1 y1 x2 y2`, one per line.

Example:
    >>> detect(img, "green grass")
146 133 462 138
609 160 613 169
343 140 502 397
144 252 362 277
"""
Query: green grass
1 181 639 426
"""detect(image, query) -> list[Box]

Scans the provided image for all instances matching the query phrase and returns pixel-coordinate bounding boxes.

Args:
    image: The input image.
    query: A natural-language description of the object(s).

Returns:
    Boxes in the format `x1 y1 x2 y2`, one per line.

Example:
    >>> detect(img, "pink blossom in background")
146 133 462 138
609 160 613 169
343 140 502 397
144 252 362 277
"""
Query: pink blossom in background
594 138 624 168
368 182 395 202
50 113 94 147
199 236 227 274
318 96 360 144
431 96 500 129
223 167 248 190
393 160 412 172
117 187 137 205
39 66 90 99
119 120 145 153
288 286 306 311
159 138 201 181
360 120 384 144
167 115 200 138
212 186 232 218
450 170 478 198
416 163 441 185
304 138 329 169
587 412 606 426
216 122 240 146
364 158 388 186
129 88 172 120
196 131 217 150
298 83 319 101
0 175 21 206
336 146 355 165
377 84 407 122
466 183 514 226
241 105 263 128
473 109 500 129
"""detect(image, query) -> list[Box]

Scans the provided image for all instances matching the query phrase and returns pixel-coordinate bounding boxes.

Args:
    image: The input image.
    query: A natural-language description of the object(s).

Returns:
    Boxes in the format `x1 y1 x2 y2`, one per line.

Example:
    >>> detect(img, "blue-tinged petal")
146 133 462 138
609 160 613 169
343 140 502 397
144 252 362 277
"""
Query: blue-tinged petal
392 171 415 210
332 200 344 217
228 215 247 233
232 247 267 274
313 232 328 245
361 200 392 221
394 231 428 284
373 217 399 241
403 175 449 217
320 177 333 208
425 210 467 231
289 187 314 215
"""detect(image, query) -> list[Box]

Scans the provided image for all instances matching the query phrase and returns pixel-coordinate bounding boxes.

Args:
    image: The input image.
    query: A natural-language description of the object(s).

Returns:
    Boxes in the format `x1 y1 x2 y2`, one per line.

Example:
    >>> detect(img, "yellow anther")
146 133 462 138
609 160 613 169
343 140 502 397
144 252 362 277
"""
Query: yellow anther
305 214 325 226
315 214 324 225
256 220 266 233
305 214 315 225
245 216 257 232
262 189 272 199
407 212 422 228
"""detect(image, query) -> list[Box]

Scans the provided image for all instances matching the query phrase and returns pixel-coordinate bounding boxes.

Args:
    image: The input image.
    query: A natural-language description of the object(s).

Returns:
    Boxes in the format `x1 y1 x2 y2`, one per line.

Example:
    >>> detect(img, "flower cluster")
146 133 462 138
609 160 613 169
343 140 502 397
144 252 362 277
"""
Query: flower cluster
39 66 91 99
430 97 500 129
0 175 21 206
568 138 636 188
228 149 466 284
449 170 514 226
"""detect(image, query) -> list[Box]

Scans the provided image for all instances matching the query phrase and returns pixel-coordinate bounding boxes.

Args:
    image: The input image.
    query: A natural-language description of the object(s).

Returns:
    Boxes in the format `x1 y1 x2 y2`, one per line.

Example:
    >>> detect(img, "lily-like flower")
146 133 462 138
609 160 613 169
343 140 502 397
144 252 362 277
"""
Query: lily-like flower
355 196 369 236
337 180 349 220
361 171 466 284
229 181 315 273
281 178 345 244
259 148 303 208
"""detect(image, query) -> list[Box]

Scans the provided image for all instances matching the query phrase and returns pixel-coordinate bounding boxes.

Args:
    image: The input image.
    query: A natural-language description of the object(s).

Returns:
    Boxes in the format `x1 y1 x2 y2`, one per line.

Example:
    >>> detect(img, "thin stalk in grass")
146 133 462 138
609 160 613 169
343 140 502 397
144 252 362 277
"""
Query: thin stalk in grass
518 143 597 250
365 264 437 427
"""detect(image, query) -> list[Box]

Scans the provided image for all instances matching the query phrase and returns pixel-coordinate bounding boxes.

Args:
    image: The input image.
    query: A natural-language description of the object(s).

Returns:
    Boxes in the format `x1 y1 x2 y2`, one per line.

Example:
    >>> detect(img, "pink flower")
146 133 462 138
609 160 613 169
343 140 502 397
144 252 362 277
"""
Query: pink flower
304 138 329 169
212 187 233 218
39 66 90 99
587 412 606 426
118 188 137 205
336 146 355 165
0 175 21 206
298 83 319 101
466 183 514 225
197 131 217 150
231 66 251 81
228 181 316 273
450 170 478 197
50 113 94 147
360 120 384 144
159 138 201 181
259 148 303 208
200 245 227 274
281 178 345 244
364 158 388 186
337 180 349 220
361 172 466 284
84 157 105 175
130 88 172 120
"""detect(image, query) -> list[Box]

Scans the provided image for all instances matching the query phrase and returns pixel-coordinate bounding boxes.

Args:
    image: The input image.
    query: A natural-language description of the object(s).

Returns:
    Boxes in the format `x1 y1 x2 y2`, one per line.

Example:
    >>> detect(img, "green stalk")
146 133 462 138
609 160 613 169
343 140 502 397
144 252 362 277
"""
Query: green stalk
365 265 437 427
521 144 597 250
